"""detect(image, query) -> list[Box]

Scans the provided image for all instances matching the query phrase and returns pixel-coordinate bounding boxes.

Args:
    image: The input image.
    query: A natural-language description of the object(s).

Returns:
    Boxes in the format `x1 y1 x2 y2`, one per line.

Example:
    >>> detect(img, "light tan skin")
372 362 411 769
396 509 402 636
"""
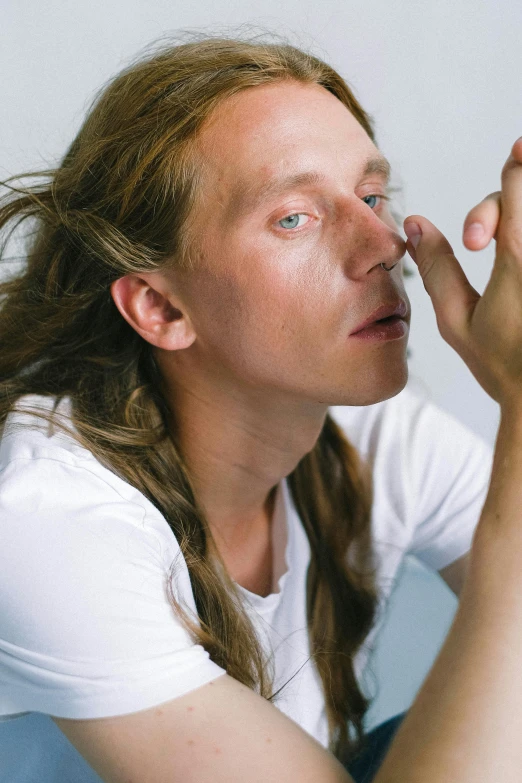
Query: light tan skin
109 81 411 592
438 190 502 597
117 79 483 597
51 72 521 781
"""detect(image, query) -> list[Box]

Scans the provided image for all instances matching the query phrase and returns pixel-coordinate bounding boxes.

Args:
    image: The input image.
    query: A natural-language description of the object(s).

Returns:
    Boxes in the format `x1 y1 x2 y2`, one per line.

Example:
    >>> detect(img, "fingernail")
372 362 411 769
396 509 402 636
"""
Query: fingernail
465 222 484 240
404 222 422 248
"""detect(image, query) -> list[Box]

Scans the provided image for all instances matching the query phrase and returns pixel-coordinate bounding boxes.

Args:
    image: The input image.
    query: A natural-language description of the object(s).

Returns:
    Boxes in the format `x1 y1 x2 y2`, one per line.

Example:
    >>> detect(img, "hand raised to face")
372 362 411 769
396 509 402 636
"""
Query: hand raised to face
404 136 522 410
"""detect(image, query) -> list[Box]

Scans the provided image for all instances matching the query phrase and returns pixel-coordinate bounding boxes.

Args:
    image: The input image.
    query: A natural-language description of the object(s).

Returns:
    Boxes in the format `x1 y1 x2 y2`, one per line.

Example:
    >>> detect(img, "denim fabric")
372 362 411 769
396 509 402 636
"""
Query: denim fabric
345 712 407 783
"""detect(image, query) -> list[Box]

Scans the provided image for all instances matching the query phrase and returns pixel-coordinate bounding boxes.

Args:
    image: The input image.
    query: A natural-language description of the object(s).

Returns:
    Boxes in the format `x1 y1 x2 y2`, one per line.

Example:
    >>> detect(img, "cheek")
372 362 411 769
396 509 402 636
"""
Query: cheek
190 265 247 340
241 246 343 369
262 243 339 323
251 248 313 320
181 252 282 365
191 230 337 362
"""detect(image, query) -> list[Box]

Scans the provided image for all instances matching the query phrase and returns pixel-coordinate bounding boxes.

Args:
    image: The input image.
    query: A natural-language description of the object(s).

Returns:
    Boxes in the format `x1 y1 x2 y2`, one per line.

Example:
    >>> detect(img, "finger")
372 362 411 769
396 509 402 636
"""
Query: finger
463 192 500 250
498 136 522 252
404 215 480 353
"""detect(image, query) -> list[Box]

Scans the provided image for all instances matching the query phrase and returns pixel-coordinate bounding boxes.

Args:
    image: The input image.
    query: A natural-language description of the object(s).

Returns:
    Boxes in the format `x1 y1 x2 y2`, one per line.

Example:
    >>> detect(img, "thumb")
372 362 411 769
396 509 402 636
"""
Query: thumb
404 216 481 353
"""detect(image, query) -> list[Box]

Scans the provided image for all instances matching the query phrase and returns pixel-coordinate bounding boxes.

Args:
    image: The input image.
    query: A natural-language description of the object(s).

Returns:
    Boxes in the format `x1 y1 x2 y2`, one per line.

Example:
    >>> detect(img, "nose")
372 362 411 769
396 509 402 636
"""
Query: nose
342 199 407 273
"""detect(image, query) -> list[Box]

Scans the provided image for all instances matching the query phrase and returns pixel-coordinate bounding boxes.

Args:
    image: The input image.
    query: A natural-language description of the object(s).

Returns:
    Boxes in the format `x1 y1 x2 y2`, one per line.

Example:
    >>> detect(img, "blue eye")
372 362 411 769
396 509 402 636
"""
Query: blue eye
278 196 388 232
363 194 389 210
278 213 308 230
363 196 379 209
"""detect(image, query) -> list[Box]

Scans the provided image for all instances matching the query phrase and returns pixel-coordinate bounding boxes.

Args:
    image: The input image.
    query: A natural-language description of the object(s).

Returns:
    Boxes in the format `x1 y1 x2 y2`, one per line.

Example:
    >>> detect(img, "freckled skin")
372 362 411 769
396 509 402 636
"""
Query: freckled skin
114 80 411 562
158 81 409 410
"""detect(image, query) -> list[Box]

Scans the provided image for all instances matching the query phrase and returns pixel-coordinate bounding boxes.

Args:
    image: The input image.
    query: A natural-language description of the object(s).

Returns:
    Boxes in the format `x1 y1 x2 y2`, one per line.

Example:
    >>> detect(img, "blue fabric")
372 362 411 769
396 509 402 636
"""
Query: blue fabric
345 712 407 783
0 713 102 783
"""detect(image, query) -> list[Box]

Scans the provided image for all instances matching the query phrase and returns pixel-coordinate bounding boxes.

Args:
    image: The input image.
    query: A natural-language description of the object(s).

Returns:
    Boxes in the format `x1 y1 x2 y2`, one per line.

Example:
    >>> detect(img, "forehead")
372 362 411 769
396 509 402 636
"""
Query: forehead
195 81 381 215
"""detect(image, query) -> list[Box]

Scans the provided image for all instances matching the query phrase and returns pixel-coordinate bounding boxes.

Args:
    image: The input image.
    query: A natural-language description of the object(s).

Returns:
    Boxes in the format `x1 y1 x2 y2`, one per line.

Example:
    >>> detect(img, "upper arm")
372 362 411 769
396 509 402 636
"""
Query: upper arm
52 673 353 783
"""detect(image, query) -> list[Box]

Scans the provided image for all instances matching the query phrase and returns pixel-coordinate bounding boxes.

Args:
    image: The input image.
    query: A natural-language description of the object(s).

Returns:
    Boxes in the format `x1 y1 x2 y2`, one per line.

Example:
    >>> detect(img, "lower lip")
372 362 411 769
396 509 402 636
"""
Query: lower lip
351 316 408 340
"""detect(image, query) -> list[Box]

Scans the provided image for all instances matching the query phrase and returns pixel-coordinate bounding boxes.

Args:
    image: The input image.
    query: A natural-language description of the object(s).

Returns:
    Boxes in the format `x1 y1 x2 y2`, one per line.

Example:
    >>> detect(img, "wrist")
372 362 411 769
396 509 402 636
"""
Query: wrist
470 398 522 556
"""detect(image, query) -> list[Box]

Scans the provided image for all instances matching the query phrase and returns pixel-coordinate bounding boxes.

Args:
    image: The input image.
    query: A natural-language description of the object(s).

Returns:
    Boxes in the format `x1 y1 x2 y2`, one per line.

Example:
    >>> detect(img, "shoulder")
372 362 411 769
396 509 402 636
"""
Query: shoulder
0 395 224 720
0 393 193 658
0 393 176 549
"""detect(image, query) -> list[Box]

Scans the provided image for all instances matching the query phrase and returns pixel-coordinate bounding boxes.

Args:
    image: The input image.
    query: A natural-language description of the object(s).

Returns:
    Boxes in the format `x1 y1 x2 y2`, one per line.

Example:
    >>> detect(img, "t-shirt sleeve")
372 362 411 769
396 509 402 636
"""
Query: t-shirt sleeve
405 395 494 571
0 456 226 720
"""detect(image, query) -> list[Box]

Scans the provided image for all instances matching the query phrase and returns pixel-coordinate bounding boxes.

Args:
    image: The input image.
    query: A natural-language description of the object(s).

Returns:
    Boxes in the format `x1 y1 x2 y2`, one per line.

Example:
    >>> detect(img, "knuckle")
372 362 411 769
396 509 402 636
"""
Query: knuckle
501 155 519 181
482 190 501 204
499 225 522 258
436 316 452 343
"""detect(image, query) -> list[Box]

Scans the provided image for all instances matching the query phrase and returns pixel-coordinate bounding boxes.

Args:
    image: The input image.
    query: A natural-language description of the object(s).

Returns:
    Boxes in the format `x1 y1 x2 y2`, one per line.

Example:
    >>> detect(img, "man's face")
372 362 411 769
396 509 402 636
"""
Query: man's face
167 79 410 408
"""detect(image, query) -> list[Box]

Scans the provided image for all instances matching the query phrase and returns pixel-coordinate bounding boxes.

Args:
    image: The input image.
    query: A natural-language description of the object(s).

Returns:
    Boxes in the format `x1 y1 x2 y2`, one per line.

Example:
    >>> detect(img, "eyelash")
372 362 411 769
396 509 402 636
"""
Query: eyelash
277 193 391 231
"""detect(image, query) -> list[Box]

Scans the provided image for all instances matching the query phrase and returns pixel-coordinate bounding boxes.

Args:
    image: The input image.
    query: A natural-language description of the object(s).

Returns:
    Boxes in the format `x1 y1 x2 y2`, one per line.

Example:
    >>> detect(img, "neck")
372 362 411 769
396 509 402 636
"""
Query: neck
156 350 327 555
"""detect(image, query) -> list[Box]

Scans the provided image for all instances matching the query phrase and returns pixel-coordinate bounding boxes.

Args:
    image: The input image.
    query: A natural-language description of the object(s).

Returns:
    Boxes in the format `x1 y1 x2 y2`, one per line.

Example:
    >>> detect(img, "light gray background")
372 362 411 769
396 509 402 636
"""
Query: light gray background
1 0 520 779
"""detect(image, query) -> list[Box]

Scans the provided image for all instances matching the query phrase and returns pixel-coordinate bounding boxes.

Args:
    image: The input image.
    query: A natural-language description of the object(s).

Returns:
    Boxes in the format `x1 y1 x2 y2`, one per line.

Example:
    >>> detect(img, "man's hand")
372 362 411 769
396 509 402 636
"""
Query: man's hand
403 136 522 409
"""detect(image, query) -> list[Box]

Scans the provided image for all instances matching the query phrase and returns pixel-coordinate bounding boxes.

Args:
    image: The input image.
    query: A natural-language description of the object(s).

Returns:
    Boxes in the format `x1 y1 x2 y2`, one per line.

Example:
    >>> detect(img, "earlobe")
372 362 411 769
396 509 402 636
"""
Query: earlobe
110 276 197 351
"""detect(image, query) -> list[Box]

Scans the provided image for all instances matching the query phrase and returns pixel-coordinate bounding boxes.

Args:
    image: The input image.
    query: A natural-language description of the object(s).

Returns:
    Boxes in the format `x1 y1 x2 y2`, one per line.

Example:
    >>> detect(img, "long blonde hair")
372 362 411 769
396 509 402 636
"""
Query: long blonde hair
0 30 404 761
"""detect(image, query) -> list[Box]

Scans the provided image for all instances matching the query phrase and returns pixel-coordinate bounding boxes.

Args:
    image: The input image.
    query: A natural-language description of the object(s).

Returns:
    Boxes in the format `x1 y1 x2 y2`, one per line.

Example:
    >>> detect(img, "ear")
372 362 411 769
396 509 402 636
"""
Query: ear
110 272 197 350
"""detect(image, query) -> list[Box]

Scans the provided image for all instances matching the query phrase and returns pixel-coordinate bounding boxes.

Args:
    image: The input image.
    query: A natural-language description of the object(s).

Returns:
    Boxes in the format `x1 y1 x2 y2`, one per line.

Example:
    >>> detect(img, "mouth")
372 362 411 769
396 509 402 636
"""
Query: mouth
350 300 409 335
375 315 402 324
350 314 408 340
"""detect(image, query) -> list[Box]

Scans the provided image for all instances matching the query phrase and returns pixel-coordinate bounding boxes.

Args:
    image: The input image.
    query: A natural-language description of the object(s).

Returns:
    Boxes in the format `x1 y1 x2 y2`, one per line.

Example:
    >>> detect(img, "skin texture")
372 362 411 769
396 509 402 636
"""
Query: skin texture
435 190 504 597
110 80 410 585
110 80 502 597
52 72 522 780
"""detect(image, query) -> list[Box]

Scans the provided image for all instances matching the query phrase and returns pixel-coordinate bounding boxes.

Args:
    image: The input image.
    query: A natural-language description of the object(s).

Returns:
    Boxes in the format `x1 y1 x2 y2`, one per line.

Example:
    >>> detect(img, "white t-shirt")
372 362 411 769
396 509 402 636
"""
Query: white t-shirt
0 379 494 751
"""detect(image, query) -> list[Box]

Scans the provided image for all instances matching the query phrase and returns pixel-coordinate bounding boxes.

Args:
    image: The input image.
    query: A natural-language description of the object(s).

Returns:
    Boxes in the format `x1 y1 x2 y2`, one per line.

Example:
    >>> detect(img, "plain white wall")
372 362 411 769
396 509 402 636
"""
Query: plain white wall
0 1 520 764
3 0 521 447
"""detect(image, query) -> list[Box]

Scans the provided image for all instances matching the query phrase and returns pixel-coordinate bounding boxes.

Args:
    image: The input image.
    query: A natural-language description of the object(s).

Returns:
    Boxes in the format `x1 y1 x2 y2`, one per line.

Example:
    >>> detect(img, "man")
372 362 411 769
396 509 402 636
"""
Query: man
0 46 505 782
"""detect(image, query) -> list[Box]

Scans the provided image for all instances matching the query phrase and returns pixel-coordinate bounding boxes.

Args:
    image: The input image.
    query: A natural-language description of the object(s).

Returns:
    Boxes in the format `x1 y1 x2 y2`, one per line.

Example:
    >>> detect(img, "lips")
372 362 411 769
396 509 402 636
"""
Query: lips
350 300 408 335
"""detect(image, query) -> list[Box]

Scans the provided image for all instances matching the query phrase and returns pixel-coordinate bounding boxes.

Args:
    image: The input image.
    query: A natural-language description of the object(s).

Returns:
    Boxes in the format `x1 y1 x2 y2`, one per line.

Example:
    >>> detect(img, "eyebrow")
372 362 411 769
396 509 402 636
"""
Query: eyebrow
225 154 392 220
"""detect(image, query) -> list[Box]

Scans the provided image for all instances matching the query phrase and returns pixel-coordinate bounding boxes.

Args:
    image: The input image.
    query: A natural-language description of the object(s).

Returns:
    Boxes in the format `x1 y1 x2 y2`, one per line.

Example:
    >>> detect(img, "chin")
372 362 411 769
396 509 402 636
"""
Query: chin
325 364 409 408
